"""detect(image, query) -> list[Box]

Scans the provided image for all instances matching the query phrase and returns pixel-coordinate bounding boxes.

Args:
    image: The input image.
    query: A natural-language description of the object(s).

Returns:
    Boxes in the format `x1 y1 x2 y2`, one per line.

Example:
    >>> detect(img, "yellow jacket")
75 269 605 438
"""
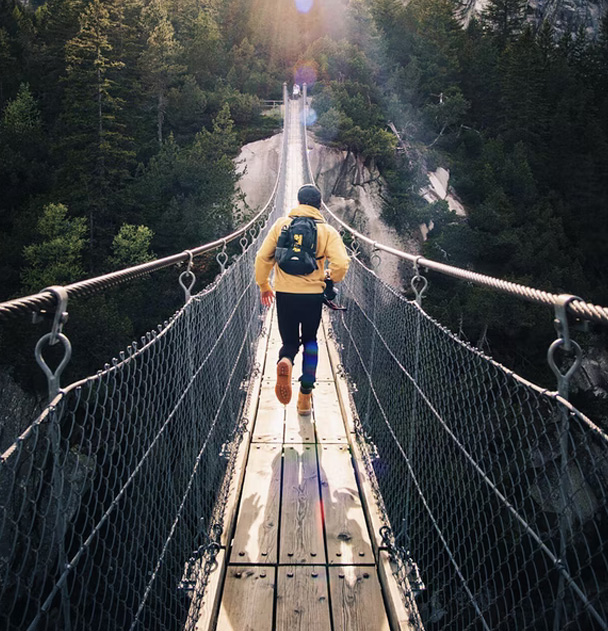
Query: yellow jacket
255 204 350 294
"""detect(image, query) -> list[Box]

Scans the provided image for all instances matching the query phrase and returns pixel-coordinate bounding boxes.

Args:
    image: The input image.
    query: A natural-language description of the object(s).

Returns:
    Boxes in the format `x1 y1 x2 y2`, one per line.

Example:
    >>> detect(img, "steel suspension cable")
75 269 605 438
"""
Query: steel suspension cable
0 92 287 323
1 88 291 631
300 84 608 327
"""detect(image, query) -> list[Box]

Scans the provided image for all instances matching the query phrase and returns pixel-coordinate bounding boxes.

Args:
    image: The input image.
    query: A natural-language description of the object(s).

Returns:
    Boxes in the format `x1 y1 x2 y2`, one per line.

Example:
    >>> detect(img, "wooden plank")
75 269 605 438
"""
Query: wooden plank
216 566 275 631
230 444 282 564
314 335 334 382
318 445 374 565
220 308 274 547
313 381 347 444
284 403 315 443
328 566 391 631
323 316 423 628
280 444 326 564
252 384 284 443
378 551 423 631
267 325 282 346
262 339 281 379
322 315 385 553
276 566 331 631
263 316 282 378
322 316 354 436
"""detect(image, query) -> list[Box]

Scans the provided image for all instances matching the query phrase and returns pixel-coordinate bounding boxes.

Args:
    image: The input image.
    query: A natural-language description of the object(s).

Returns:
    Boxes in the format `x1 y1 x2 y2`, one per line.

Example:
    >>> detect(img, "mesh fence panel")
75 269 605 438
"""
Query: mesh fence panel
0 107 287 631
3 91 608 631
328 256 608 631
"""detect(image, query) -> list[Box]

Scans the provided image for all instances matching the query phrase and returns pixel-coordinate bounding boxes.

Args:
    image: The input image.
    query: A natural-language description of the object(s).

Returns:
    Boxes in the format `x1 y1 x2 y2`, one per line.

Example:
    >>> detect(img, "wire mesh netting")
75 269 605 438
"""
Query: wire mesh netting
3 87 608 631
328 255 608 631
0 106 287 631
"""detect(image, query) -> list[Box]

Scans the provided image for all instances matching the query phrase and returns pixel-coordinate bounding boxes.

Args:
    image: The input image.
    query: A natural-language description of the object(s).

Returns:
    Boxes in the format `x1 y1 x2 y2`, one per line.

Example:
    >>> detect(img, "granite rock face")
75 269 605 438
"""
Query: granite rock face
457 0 607 38
306 134 420 292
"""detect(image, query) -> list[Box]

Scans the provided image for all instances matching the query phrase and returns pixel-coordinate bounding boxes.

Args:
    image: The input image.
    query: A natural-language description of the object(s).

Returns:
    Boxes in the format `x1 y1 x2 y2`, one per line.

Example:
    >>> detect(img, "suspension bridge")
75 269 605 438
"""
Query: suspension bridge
1 85 608 631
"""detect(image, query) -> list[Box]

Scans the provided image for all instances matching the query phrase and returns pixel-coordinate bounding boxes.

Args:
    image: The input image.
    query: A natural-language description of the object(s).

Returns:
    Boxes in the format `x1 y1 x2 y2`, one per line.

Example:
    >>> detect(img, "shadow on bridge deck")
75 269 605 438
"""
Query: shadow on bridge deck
188 306 419 630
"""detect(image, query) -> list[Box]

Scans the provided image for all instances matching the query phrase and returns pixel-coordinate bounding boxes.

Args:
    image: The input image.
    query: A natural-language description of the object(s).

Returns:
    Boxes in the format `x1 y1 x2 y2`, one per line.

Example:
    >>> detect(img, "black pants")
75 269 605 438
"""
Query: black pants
275 292 324 391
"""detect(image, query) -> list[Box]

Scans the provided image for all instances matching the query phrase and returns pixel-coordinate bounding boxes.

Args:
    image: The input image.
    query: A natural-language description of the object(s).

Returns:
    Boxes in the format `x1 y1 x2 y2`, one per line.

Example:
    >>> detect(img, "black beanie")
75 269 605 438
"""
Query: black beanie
297 184 322 209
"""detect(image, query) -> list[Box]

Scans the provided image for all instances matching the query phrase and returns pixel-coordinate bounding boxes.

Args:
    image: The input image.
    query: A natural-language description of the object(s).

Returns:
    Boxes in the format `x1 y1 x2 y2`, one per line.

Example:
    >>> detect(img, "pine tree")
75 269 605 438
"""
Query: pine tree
482 0 527 47
109 0 148 151
215 0 249 52
108 223 154 268
61 0 134 255
31 0 85 121
127 105 240 254
0 82 49 297
0 26 16 105
499 27 546 150
226 37 257 92
185 9 222 88
22 203 87 293
0 83 47 215
166 74 207 141
458 19 500 130
140 0 184 145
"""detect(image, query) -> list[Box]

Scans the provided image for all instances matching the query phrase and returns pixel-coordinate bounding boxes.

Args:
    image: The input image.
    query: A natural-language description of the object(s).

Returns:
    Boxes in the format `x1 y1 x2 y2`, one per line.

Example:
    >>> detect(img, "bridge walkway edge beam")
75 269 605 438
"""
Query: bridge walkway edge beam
321 311 424 631
185 305 275 631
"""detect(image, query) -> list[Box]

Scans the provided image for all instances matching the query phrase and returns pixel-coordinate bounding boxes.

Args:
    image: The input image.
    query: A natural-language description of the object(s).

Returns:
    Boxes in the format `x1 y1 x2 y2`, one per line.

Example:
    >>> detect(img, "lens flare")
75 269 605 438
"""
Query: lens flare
302 107 317 126
295 0 313 13
294 63 317 88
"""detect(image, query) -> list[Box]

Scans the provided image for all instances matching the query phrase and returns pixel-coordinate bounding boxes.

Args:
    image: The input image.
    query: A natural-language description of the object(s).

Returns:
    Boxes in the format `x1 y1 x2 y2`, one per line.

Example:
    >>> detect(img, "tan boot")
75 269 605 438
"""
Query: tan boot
275 357 292 404
297 390 312 416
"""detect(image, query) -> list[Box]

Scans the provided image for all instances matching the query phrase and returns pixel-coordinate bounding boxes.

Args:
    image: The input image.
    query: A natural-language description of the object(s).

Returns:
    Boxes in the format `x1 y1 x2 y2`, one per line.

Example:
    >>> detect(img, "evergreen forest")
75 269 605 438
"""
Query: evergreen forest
1 0 607 405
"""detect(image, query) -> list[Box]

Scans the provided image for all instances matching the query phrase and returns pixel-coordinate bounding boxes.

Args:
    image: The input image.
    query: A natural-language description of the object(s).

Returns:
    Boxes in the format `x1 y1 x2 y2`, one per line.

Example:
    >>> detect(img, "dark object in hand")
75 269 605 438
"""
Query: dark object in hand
323 279 346 310
324 278 336 300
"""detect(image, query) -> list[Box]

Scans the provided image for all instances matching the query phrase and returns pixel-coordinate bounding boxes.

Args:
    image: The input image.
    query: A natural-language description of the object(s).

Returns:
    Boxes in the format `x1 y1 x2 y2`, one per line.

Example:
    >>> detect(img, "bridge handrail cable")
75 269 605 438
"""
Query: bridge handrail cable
300 87 608 631
0 100 287 323
300 85 608 327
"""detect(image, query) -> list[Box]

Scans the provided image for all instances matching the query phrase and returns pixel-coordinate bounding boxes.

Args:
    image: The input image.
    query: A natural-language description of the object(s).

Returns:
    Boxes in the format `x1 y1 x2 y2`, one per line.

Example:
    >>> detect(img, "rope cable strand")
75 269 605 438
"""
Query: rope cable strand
0 92 290 631
302 87 608 629
300 90 608 326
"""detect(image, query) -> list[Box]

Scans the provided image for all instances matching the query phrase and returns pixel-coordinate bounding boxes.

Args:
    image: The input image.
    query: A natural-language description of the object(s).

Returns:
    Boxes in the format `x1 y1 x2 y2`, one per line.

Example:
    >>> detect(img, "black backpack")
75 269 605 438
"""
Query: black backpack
275 216 319 275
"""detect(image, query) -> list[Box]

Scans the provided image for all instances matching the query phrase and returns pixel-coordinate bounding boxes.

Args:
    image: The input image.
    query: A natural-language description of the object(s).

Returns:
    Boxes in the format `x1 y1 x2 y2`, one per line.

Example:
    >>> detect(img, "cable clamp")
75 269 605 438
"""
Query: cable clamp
216 241 229 274
178 250 196 303
379 525 394 549
34 286 72 402
547 294 583 399
371 243 382 271
411 257 428 306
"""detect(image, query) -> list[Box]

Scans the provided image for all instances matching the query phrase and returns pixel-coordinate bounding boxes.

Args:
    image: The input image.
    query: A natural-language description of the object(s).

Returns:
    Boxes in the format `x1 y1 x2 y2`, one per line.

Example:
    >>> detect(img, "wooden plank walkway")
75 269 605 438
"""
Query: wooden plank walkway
190 97 420 631
194 306 417 631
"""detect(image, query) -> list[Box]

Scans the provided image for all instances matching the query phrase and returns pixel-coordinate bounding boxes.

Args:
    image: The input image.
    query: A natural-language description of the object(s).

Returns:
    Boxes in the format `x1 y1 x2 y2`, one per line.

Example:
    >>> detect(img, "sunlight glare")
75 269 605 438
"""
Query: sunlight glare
295 0 314 13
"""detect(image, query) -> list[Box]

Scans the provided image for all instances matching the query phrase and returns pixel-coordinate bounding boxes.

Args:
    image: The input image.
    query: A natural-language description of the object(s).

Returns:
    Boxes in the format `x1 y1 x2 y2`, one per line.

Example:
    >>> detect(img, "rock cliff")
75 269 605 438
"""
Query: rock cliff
306 135 420 291
457 0 607 38
235 131 420 291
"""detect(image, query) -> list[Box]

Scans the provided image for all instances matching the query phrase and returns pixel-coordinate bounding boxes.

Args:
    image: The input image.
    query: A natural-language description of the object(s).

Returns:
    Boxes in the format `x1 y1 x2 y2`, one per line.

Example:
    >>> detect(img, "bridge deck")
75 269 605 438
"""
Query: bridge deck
192 306 415 630
191 96 417 630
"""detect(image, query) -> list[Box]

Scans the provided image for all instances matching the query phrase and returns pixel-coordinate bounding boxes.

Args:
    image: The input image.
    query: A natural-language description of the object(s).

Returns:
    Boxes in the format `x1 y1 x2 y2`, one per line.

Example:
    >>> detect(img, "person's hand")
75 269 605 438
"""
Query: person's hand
324 269 331 280
261 289 275 308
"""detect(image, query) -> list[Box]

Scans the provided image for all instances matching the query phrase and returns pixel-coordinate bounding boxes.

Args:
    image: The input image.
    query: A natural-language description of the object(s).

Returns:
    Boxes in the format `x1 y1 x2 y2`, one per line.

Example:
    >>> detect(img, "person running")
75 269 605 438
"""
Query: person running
255 184 350 415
